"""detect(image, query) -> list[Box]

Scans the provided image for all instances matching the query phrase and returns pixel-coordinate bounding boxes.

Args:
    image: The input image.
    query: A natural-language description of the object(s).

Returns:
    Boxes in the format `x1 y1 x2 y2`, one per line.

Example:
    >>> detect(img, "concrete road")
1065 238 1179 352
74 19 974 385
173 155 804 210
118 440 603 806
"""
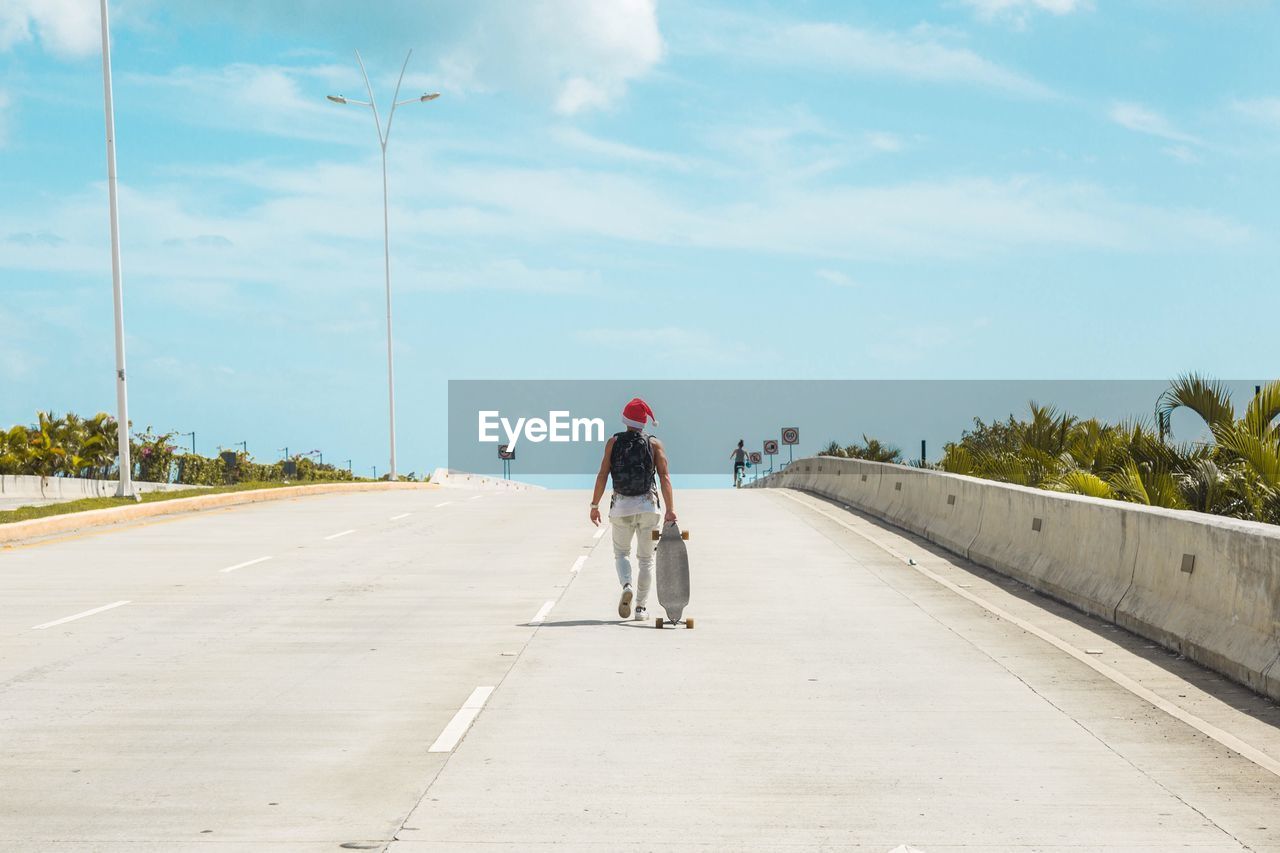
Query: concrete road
2 487 1279 852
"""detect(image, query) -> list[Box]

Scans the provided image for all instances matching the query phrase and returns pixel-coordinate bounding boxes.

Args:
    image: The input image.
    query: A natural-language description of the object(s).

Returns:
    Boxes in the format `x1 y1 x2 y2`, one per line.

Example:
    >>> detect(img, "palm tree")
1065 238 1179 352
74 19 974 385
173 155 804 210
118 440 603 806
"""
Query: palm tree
846 435 902 463
1158 374 1280 521
937 377 1280 524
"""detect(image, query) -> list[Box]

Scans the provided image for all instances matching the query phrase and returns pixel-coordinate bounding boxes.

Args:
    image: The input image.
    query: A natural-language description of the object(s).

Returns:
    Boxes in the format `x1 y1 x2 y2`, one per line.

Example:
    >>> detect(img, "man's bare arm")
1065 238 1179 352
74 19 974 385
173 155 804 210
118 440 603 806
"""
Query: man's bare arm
653 438 676 522
589 437 615 526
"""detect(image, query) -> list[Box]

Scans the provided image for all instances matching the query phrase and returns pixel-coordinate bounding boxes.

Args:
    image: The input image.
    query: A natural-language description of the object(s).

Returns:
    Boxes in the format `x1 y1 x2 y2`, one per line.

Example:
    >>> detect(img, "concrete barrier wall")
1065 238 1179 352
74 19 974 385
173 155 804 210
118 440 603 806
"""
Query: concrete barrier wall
920 470 985 558
1116 510 1280 699
967 484 1139 624
0 474 198 506
429 469 543 491
753 457 1280 701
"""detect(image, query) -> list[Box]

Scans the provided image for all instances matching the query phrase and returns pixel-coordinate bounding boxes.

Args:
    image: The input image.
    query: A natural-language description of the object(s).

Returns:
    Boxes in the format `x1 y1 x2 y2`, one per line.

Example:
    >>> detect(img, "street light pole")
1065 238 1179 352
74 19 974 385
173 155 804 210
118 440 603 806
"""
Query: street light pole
99 0 133 498
327 51 440 483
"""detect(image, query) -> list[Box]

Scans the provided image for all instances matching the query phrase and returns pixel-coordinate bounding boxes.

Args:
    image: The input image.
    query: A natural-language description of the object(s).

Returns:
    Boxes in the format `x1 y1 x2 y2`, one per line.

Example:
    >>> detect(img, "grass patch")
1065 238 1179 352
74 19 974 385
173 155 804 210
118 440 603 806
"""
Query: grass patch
0 480 364 525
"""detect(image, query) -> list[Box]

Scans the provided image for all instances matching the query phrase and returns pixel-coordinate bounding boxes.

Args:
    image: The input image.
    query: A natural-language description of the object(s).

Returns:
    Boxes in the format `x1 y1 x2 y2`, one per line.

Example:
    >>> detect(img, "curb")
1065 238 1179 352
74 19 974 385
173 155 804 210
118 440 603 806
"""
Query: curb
0 481 439 546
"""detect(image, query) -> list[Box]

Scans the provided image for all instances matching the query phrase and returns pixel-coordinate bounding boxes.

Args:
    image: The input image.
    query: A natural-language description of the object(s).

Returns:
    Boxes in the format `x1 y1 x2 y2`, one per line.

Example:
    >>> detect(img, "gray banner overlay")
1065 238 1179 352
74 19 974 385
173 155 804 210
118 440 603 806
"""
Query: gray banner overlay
447 379 1259 477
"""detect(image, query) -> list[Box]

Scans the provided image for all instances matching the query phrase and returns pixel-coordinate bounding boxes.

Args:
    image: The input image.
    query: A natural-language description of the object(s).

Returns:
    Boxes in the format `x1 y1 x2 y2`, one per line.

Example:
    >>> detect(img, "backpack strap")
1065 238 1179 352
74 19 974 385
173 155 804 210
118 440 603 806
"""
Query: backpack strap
645 435 660 509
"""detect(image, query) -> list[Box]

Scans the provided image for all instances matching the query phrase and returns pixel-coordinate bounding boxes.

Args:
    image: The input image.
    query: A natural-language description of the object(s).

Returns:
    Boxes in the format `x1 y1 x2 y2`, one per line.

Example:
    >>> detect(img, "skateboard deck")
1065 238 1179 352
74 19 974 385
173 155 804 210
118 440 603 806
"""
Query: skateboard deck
652 521 692 628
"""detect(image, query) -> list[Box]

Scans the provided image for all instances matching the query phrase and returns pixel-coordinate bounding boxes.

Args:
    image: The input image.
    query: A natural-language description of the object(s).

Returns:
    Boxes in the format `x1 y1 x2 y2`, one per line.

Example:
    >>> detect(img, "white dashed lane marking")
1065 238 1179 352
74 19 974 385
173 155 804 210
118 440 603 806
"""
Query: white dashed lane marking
530 600 555 624
31 600 131 631
427 686 496 753
220 556 272 574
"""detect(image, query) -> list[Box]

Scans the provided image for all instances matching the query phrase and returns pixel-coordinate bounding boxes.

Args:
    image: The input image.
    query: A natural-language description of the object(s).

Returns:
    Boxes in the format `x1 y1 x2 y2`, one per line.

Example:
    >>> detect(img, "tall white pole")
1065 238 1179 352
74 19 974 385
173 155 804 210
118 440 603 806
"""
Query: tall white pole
99 0 133 498
381 143 397 481
330 52 432 482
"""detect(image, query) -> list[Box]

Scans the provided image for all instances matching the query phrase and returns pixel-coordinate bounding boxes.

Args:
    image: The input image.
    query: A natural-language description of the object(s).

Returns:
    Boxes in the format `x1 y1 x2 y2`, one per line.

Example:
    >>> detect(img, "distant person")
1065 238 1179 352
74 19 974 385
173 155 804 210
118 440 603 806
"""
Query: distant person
589 397 676 621
730 439 748 487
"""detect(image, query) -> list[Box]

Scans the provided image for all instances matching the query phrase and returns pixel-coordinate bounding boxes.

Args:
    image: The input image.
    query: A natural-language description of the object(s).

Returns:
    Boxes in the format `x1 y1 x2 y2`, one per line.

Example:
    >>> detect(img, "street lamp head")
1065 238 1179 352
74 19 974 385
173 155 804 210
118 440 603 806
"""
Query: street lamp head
326 94 348 104
420 93 441 102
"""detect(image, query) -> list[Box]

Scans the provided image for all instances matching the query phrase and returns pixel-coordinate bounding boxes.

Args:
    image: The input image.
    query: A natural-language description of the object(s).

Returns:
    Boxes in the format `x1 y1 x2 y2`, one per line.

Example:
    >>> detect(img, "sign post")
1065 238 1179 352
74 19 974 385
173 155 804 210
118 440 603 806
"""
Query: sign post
781 427 800 465
498 443 515 479
749 451 763 483
763 439 778 473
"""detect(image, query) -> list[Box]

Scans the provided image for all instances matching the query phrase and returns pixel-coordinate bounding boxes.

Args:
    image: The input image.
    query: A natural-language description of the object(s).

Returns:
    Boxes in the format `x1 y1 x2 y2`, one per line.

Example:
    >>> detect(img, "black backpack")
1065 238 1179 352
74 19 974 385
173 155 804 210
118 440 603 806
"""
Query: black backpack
610 430 655 497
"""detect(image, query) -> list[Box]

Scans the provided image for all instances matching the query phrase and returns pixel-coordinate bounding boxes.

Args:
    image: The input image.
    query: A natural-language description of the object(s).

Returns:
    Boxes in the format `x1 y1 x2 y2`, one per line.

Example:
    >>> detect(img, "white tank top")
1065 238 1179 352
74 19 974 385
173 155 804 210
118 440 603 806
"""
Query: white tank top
609 490 659 518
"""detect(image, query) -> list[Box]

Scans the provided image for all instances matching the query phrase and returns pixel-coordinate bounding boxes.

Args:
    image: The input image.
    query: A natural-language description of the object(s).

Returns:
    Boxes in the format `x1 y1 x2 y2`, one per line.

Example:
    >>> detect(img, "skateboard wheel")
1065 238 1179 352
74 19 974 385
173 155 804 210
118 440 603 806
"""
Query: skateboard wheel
685 618 695 629
655 617 664 628
681 530 689 540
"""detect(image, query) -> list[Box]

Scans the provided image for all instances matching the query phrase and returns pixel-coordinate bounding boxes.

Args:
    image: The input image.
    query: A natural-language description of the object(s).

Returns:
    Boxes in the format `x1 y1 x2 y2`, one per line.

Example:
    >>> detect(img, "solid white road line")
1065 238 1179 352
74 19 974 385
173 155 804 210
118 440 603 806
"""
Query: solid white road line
468 495 483 501
434 501 454 508
220 556 272 574
324 529 356 540
780 490 1280 780
427 686 496 753
32 600 131 631
593 526 607 539
530 600 556 624
390 512 412 521
570 556 588 573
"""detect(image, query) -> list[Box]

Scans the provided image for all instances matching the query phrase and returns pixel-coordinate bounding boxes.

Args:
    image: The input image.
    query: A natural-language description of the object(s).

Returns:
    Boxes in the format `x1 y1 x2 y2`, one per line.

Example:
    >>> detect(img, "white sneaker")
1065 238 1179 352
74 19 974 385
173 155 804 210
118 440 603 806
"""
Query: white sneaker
634 606 648 621
617 585 633 618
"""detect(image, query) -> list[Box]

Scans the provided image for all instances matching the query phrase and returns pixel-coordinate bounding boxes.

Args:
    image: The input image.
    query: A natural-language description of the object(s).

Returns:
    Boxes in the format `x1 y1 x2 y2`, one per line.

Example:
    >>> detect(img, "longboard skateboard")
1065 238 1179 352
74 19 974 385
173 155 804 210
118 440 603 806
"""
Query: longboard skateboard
651 521 693 629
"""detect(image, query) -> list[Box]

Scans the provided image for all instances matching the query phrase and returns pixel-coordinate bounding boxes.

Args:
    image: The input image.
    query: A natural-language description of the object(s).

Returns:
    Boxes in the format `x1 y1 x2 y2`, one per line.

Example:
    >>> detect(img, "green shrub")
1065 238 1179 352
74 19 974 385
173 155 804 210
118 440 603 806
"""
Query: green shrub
2 410 362 487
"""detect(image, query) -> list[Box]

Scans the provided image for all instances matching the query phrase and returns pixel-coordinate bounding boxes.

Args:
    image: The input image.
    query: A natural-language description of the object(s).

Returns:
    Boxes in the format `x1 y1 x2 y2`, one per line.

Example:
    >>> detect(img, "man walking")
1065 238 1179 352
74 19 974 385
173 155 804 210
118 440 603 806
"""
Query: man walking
589 397 677 620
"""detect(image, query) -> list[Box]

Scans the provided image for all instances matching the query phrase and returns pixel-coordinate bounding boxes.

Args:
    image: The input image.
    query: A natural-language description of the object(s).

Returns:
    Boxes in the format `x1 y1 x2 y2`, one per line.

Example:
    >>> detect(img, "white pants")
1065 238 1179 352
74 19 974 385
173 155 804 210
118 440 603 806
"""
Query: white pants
611 512 660 608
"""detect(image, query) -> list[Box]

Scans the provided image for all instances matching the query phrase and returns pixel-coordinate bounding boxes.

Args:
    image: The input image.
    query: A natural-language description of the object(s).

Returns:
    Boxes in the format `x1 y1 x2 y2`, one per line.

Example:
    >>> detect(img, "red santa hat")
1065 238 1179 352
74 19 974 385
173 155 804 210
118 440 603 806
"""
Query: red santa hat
621 397 657 430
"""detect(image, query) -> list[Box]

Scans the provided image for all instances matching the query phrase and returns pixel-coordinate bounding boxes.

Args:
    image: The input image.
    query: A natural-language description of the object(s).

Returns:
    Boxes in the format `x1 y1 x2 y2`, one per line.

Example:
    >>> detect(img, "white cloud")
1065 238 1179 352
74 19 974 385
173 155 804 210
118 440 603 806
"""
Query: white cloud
962 0 1090 26
866 132 904 153
423 0 663 113
0 0 101 57
122 63 363 144
697 112 907 185
153 0 662 114
6 1 663 114
404 259 599 295
0 151 1249 310
541 0 662 114
576 327 753 364
1109 101 1201 145
0 304 39 380
816 269 858 287
551 127 692 170
1229 97 1280 127
693 15 1052 98
555 77 615 115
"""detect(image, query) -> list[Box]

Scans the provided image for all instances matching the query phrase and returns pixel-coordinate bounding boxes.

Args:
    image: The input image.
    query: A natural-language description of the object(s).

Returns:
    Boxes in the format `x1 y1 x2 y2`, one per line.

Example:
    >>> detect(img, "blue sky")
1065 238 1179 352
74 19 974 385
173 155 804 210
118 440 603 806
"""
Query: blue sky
2 0 1279 476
